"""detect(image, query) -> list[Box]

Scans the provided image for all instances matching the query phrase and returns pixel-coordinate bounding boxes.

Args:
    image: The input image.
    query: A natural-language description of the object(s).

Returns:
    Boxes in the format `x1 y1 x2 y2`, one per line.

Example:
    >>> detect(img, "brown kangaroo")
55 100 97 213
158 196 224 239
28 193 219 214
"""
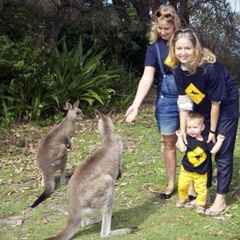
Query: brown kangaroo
30 100 85 208
45 109 138 240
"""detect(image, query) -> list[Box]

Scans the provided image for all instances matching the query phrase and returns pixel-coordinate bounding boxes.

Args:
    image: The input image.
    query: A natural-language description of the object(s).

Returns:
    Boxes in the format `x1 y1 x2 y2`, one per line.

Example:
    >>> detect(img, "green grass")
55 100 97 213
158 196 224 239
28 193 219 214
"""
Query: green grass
0 104 240 240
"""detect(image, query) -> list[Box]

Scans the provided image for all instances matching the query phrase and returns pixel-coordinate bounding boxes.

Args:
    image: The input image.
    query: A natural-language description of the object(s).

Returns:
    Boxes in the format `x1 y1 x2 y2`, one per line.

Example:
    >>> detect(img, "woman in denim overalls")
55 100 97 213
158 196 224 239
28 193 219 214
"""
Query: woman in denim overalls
125 5 195 199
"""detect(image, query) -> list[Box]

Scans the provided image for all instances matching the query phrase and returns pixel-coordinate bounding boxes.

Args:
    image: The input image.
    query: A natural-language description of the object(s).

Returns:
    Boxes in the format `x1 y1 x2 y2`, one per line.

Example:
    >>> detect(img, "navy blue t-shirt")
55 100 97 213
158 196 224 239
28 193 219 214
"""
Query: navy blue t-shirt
182 135 214 174
144 38 172 92
174 60 239 121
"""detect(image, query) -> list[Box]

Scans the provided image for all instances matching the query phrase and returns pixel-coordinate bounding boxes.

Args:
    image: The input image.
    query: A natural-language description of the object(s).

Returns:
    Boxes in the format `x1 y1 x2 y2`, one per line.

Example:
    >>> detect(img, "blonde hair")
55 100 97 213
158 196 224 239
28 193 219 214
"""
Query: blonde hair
148 5 181 44
187 113 204 126
169 28 216 74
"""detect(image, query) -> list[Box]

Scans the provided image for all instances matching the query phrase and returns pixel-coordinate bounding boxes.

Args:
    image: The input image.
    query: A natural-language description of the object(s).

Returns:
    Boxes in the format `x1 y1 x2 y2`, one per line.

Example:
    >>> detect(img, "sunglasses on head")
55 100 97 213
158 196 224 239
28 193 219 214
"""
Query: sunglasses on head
155 11 173 19
174 29 195 36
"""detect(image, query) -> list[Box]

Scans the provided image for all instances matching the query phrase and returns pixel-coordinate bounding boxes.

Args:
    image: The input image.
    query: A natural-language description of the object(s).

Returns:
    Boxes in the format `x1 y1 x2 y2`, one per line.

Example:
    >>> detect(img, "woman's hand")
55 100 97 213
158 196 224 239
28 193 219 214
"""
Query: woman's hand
125 105 138 123
207 132 216 143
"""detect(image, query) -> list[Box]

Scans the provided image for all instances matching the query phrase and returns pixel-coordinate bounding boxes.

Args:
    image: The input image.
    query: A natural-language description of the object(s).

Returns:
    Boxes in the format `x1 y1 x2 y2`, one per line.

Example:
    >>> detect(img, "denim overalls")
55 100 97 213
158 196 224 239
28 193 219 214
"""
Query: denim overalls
154 43 179 135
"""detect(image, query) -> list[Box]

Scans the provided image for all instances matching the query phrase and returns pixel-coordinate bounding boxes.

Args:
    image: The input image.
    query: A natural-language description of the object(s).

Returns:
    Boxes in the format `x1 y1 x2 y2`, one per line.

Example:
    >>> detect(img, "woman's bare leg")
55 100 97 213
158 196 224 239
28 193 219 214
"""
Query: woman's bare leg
161 134 177 194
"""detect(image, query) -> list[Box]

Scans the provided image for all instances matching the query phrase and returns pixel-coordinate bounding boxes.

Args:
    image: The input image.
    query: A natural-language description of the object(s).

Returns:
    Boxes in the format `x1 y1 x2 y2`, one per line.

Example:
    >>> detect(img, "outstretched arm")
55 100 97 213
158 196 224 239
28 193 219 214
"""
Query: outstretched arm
125 67 155 123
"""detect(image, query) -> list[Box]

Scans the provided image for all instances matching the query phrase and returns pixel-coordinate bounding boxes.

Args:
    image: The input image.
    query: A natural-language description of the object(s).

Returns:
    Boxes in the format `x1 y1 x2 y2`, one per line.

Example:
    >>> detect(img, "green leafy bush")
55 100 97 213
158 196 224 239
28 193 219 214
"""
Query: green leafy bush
0 35 124 125
0 1 147 126
0 34 54 123
50 37 119 113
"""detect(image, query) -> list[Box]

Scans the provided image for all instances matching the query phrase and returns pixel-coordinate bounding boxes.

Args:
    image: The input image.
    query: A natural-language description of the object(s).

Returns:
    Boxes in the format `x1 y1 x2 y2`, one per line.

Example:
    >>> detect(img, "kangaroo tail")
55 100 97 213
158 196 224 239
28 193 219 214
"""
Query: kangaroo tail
31 185 54 208
110 227 139 236
44 219 80 240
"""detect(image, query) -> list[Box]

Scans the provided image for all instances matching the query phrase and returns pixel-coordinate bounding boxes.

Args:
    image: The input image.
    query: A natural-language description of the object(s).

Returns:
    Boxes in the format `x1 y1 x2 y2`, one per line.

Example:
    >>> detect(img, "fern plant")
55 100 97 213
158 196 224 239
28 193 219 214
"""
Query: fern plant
50 37 119 112
0 36 121 124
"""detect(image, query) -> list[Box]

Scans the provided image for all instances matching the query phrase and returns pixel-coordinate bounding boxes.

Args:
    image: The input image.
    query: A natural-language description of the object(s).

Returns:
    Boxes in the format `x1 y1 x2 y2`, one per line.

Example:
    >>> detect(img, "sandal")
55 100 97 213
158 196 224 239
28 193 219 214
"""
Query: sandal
184 200 196 209
205 205 226 216
160 189 175 200
176 199 189 208
196 206 205 215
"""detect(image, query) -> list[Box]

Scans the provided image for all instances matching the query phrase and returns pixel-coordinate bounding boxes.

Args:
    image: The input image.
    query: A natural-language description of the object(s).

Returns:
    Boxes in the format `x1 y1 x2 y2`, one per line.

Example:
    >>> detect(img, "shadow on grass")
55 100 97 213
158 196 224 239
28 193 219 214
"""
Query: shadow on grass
71 196 163 239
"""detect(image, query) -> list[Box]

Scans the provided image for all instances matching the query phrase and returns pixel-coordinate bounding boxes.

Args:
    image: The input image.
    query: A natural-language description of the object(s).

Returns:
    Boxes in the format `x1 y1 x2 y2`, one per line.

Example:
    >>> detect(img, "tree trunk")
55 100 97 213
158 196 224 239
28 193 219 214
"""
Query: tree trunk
168 0 189 27
130 0 150 25
112 0 131 23
178 0 190 27
46 0 71 49
150 0 161 13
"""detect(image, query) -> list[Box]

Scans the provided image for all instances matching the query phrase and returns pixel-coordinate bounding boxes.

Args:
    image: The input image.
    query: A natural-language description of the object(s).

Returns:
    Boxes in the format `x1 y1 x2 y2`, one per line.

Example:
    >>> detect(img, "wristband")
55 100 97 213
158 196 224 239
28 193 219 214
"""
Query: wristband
209 130 216 134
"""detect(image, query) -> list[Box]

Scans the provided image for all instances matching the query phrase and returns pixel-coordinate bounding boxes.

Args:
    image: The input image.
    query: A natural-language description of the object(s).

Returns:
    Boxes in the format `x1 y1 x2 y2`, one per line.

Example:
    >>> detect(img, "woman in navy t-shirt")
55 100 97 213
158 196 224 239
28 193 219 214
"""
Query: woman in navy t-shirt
169 28 239 216
125 5 193 200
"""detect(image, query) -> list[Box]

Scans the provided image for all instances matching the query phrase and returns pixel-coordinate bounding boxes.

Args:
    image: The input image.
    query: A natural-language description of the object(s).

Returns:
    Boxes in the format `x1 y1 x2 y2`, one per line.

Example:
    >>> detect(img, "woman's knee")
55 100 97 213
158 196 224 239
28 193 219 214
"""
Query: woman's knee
163 140 176 150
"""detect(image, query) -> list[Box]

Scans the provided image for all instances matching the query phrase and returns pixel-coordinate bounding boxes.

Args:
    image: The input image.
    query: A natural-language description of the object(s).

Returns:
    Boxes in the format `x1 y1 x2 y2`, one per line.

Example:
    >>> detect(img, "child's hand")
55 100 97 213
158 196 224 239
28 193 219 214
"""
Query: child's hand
175 130 183 137
175 130 187 144
217 134 225 142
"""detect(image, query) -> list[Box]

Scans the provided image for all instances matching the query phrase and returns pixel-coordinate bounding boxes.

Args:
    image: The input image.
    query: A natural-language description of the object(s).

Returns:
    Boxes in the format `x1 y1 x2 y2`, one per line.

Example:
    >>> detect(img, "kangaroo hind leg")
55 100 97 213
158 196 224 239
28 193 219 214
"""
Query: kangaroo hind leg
41 172 45 187
59 152 68 185
100 194 139 236
100 208 113 237
101 207 138 237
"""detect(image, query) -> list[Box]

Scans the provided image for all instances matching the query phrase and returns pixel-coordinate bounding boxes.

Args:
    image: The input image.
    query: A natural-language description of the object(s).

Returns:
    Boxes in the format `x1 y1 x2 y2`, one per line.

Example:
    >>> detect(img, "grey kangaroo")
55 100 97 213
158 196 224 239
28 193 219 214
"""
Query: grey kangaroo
31 100 85 208
45 109 138 240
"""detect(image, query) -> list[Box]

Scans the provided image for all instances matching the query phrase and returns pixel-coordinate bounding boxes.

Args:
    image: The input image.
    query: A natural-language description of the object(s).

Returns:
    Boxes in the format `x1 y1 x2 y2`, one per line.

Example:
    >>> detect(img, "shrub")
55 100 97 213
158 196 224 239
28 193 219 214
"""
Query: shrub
0 34 54 123
49 37 120 115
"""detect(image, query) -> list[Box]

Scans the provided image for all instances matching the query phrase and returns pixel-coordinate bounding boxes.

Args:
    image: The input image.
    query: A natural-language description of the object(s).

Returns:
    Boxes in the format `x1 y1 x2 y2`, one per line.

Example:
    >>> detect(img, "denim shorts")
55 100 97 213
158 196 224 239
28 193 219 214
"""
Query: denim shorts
155 95 179 135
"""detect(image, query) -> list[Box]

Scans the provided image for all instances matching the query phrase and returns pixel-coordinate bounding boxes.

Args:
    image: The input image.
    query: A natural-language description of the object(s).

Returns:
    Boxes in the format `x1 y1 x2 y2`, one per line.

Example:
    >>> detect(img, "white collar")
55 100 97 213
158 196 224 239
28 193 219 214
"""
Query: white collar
180 63 189 71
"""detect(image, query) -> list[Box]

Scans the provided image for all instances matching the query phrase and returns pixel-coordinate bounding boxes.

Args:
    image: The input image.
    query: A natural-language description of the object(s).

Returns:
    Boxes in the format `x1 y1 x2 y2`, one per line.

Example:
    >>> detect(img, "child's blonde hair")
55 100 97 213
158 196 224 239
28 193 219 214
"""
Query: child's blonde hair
187 113 204 126
148 5 181 44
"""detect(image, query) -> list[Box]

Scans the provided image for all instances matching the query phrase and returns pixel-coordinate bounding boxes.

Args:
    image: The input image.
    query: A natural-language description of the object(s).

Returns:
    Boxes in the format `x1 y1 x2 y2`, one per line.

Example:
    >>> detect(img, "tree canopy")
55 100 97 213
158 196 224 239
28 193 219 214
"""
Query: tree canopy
0 0 239 124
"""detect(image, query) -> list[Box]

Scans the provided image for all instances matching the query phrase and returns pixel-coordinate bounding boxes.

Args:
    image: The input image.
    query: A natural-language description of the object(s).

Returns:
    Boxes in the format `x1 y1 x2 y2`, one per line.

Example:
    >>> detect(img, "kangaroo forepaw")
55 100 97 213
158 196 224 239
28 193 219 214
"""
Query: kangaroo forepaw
60 175 69 185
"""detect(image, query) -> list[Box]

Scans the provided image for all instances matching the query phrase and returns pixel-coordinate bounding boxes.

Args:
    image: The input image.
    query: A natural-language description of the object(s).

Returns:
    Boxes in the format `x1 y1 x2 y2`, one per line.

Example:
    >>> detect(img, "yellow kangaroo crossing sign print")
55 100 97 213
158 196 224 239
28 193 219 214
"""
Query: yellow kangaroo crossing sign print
185 83 205 104
187 146 207 167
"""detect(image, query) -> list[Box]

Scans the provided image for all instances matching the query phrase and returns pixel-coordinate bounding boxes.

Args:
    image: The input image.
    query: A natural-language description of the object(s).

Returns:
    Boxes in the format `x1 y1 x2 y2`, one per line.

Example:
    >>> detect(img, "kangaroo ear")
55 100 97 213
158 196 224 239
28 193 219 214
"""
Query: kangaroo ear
73 100 79 108
64 101 73 110
108 108 116 118
94 109 101 119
